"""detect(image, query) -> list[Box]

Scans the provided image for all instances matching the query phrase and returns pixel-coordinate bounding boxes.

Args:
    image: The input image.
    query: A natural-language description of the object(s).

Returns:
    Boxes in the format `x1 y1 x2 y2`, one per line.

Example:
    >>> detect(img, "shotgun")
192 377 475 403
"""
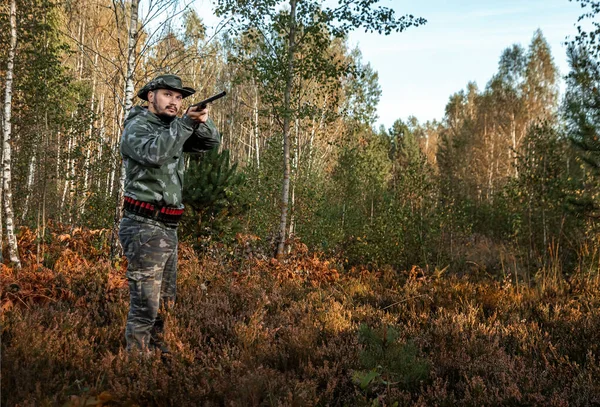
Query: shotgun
190 91 227 109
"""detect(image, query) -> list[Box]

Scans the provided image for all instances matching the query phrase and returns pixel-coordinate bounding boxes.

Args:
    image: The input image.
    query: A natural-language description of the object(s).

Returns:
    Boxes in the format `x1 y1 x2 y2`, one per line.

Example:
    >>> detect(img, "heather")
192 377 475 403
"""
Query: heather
2 225 600 406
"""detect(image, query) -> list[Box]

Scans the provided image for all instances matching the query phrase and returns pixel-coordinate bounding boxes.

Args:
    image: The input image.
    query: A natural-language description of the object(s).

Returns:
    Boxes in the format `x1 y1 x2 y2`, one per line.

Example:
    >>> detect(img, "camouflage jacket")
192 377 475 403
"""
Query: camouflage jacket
120 106 221 208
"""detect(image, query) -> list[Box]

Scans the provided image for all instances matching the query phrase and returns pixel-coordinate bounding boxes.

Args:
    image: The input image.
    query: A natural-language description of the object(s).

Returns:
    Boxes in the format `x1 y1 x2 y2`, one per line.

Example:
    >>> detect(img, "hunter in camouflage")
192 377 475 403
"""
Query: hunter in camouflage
119 74 220 352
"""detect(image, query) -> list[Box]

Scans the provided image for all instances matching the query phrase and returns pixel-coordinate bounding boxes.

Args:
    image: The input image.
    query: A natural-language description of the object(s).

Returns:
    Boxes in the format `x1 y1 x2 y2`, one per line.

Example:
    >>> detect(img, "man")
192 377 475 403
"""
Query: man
119 74 221 353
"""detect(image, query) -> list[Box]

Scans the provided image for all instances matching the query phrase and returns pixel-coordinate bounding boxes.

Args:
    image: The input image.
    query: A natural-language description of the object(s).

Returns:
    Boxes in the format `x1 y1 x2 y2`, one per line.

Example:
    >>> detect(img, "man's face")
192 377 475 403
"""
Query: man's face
147 88 183 118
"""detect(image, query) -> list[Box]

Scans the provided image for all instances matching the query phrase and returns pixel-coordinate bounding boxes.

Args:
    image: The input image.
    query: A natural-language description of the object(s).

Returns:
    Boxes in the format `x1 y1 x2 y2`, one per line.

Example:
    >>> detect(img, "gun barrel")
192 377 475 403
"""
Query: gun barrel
192 91 227 108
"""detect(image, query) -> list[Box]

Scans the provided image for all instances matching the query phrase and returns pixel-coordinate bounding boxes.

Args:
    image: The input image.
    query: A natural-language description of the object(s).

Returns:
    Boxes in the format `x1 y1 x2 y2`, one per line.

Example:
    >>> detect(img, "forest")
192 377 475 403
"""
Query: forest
2 0 600 405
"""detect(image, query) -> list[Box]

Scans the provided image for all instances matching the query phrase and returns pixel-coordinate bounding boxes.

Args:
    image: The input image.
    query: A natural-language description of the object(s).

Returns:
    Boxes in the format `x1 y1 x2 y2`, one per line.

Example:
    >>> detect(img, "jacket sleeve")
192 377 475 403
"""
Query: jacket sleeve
121 114 198 167
183 117 221 153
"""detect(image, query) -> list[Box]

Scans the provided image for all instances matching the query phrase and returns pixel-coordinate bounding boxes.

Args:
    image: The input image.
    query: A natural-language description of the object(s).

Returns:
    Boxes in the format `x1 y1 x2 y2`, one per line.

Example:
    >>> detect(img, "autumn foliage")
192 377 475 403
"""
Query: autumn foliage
2 224 600 406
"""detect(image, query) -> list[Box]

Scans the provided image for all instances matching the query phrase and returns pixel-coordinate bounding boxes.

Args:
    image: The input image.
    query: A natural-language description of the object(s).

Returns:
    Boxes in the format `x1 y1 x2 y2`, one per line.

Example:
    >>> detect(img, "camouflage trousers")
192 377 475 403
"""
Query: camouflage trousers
119 215 178 351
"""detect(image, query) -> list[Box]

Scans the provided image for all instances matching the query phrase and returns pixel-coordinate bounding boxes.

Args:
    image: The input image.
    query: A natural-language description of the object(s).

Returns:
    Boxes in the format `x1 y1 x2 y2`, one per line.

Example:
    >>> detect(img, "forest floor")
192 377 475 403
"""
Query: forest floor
2 223 600 406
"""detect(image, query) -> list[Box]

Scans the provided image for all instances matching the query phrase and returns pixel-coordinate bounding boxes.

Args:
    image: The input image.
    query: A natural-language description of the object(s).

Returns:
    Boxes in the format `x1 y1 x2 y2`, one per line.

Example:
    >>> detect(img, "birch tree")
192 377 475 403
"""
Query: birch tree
114 0 140 238
2 0 21 268
214 0 425 258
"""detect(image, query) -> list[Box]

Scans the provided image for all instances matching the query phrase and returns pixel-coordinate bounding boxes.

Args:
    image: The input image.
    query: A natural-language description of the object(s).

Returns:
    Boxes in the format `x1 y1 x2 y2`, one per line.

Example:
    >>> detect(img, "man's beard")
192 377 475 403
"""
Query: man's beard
152 100 177 123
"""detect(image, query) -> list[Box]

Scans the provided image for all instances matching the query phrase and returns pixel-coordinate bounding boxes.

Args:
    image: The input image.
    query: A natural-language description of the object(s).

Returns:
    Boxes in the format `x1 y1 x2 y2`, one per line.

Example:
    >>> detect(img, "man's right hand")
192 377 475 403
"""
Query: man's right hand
186 105 209 124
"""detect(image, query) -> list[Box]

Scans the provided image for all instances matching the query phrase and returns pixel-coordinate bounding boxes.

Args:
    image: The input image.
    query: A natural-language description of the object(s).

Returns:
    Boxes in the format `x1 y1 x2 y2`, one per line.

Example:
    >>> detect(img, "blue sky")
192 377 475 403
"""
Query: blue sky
193 0 584 130
346 0 583 129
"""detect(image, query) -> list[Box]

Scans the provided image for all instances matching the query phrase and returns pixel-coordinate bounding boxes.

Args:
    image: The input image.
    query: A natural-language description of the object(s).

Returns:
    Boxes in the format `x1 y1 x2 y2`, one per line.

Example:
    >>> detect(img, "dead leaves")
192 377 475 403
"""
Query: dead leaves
1 224 127 312
17 222 112 266
254 252 340 284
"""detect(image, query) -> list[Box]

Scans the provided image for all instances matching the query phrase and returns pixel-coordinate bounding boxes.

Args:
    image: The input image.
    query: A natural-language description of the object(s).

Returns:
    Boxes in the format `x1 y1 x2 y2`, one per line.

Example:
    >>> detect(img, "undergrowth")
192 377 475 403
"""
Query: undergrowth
2 224 600 406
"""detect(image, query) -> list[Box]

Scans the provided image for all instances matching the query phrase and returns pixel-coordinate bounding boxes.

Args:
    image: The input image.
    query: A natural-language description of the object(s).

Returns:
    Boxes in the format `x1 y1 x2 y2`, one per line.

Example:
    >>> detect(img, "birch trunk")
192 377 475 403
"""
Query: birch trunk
56 130 61 195
487 129 495 199
288 119 300 241
254 81 260 169
229 93 236 162
83 53 99 202
123 0 139 118
511 113 518 178
275 0 297 258
60 135 73 220
108 94 120 198
0 121 3 264
2 0 21 268
21 153 36 221
113 0 140 257
97 93 105 191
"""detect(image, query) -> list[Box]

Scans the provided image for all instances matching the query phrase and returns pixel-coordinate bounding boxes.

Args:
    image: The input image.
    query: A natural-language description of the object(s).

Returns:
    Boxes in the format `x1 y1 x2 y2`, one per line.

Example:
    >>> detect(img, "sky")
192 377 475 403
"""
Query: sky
193 0 585 130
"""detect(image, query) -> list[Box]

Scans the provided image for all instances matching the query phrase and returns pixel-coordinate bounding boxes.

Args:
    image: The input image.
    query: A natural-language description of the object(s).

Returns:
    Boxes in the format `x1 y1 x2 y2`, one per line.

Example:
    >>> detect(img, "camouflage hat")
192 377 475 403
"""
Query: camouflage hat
137 74 196 101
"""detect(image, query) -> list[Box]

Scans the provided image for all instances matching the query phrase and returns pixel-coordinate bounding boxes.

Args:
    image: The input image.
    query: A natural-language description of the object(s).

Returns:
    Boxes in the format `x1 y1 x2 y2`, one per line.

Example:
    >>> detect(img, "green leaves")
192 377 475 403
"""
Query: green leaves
355 324 430 392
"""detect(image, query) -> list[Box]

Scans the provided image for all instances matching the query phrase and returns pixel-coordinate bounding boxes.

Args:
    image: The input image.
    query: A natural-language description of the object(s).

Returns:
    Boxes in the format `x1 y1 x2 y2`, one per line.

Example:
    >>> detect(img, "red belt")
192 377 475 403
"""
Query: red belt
123 196 184 224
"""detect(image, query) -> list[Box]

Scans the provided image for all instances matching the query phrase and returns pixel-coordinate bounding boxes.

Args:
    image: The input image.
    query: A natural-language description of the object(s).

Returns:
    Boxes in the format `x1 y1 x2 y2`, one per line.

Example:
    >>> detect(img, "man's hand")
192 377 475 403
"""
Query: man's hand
186 105 209 123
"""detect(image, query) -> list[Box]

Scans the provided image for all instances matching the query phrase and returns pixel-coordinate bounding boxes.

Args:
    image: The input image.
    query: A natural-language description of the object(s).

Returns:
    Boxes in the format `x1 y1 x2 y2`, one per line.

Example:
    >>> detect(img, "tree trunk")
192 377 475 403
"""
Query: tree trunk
112 0 140 257
123 0 139 118
56 130 61 196
0 120 3 264
288 118 300 241
60 134 73 221
108 94 120 198
2 0 21 268
511 113 518 178
97 93 106 191
275 0 297 258
254 81 260 169
83 52 99 205
21 153 36 221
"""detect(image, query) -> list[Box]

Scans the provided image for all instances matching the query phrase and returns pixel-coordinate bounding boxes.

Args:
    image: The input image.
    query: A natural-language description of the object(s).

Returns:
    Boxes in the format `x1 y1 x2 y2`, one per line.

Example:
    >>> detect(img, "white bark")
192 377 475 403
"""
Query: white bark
79 18 86 79
97 93 106 191
60 135 73 220
113 0 140 256
116 0 139 214
275 0 297 258
56 131 61 194
109 94 120 198
288 119 300 240
0 116 3 264
253 81 260 169
83 53 99 203
21 154 37 221
123 0 139 118
511 113 518 178
2 0 21 268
